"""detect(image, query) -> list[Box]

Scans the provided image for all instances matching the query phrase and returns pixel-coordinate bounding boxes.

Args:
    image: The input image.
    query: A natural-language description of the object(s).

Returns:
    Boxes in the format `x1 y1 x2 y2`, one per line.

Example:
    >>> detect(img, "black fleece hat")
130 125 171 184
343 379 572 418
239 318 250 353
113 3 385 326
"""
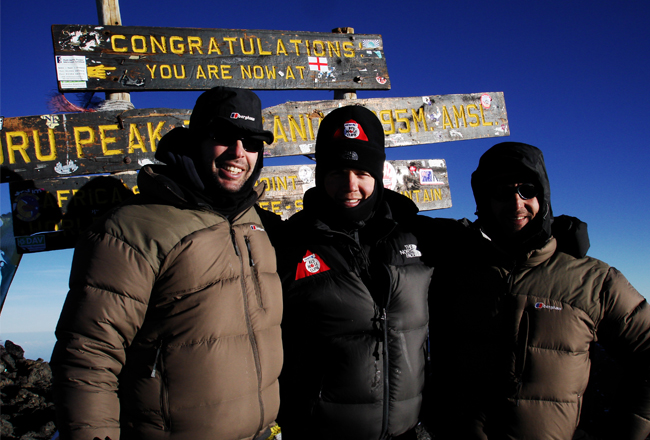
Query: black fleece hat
315 105 386 186
189 86 273 143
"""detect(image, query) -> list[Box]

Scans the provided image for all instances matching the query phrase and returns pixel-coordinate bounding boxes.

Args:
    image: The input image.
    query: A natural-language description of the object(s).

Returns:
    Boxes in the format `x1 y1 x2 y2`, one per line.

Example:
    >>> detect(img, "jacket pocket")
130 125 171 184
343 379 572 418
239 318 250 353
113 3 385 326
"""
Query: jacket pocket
152 340 171 431
245 236 264 308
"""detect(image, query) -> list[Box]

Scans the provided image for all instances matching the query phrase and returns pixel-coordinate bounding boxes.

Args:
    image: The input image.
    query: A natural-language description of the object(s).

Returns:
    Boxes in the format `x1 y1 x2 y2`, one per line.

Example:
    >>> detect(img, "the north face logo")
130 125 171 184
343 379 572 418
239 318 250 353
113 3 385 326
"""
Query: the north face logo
295 250 331 280
399 244 422 258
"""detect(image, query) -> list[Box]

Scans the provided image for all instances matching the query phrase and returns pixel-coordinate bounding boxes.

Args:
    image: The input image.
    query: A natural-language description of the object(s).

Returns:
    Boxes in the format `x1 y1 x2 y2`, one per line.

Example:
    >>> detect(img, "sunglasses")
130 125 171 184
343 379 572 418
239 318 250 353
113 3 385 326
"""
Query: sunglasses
207 132 264 153
491 183 538 202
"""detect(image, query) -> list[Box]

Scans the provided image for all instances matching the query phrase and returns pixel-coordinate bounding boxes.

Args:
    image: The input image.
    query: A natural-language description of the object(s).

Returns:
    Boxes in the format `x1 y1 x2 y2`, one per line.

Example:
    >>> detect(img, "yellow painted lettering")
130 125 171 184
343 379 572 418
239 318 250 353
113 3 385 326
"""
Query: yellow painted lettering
147 121 165 152
128 124 147 153
265 65 277 79
240 37 255 55
273 116 288 142
223 37 237 54
433 188 442 200
270 200 282 215
208 38 222 54
241 65 253 79
480 104 493 126
288 115 307 141
221 65 232 79
411 107 428 132
160 65 172 79
290 39 302 56
6 131 30 164
343 42 355 57
73 126 94 158
258 201 270 211
312 40 326 57
173 64 186 78
170 36 185 54
466 104 480 127
379 110 395 134
453 105 467 128
295 66 306 79
327 41 341 57
257 38 271 55
131 35 147 53
276 39 288 55
56 190 71 208
253 65 264 79
287 175 298 190
111 34 127 52
442 106 454 129
412 190 421 203
395 109 410 133
274 176 288 191
295 199 303 211
150 35 166 53
196 65 207 79
188 36 203 54
286 66 295 79
146 64 156 78
33 130 56 161
99 125 122 155
208 65 219 79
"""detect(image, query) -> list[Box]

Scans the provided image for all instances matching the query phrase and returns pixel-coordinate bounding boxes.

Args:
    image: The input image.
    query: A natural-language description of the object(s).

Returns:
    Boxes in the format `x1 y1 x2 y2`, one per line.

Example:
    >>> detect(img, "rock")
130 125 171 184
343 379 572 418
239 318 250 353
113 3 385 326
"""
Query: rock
0 341 56 440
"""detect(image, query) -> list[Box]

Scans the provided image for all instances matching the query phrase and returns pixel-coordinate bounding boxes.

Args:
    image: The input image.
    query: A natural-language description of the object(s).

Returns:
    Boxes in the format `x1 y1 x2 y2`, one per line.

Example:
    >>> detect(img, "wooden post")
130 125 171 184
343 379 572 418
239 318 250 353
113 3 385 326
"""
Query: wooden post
332 27 357 100
95 0 132 109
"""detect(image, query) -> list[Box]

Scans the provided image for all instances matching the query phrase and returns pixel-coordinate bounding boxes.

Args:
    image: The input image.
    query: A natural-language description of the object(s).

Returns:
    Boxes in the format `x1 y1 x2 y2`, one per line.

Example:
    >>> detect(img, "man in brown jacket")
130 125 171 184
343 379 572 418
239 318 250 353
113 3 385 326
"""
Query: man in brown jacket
423 142 650 440
50 87 283 440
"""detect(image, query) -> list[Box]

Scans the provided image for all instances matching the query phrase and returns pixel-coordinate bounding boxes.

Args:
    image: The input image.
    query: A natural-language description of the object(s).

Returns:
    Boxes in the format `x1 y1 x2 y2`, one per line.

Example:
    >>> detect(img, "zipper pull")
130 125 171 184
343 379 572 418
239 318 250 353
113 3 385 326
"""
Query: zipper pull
245 237 255 267
151 343 162 378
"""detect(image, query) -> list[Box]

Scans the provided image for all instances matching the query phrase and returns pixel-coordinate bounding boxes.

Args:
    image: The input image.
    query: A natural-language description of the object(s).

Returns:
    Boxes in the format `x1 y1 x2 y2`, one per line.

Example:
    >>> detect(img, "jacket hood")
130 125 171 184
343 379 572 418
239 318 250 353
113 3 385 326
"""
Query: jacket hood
471 142 553 254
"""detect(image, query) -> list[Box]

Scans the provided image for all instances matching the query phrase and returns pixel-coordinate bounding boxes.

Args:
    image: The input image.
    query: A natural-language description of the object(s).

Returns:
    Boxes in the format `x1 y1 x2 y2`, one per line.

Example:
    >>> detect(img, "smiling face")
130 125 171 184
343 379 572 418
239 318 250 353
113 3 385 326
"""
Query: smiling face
489 182 540 235
324 168 375 208
199 137 259 193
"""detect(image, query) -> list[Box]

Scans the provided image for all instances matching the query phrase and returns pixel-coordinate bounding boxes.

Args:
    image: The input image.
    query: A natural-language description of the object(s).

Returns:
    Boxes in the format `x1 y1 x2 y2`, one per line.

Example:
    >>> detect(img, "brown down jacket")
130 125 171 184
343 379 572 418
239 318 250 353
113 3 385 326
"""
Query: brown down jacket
50 165 283 440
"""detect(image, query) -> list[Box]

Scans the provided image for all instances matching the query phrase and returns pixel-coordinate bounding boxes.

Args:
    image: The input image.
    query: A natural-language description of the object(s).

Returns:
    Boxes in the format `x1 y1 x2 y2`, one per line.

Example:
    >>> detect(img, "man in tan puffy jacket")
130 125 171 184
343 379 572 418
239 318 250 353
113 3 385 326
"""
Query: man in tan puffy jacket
424 142 650 440
51 87 283 440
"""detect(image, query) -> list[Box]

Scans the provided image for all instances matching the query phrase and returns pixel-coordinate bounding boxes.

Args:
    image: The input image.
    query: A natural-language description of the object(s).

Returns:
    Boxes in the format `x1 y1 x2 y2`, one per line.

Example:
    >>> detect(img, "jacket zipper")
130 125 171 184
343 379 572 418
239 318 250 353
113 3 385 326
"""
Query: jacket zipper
231 227 265 434
151 340 171 430
380 307 390 439
245 236 264 308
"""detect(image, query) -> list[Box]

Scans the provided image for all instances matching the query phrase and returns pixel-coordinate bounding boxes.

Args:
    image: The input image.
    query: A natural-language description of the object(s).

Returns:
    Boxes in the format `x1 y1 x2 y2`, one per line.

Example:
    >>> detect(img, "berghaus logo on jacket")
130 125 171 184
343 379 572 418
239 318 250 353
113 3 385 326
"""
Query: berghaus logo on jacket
535 302 563 311
295 250 331 280
400 244 422 258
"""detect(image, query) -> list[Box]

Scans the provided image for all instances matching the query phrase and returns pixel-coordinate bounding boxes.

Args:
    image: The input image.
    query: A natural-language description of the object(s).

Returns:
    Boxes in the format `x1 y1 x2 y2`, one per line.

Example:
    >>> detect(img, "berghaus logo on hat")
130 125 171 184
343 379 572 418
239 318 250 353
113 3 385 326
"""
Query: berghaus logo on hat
334 119 368 141
230 112 255 121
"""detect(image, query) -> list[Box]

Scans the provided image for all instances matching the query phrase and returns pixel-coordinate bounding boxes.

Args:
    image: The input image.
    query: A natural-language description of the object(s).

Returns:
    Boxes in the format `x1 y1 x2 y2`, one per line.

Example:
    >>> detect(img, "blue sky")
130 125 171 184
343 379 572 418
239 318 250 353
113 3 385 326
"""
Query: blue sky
1 0 649 361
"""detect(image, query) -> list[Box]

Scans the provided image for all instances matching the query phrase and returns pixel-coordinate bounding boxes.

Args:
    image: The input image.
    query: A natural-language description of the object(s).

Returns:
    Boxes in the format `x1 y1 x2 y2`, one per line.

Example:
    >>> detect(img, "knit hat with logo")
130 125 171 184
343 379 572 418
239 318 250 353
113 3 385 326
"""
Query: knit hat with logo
315 105 386 186
189 86 273 143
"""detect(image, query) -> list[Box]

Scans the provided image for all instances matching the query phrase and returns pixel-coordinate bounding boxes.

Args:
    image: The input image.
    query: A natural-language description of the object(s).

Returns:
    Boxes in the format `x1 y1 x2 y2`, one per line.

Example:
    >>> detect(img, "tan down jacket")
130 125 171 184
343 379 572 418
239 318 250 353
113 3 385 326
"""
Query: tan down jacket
487 237 650 439
51 165 283 440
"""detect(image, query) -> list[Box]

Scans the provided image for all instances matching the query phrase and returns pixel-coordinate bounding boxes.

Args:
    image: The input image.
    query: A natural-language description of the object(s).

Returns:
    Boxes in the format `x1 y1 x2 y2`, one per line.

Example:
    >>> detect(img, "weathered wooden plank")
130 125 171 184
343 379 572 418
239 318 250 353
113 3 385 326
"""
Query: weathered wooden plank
0 108 191 180
11 159 449 253
0 92 506 181
51 25 390 91
263 92 509 156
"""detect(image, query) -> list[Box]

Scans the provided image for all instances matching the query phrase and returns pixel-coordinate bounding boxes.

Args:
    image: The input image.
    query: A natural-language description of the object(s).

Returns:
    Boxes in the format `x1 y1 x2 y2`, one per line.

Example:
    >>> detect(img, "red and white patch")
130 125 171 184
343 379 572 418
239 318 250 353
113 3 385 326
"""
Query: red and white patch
333 119 368 141
295 250 331 280
308 56 329 72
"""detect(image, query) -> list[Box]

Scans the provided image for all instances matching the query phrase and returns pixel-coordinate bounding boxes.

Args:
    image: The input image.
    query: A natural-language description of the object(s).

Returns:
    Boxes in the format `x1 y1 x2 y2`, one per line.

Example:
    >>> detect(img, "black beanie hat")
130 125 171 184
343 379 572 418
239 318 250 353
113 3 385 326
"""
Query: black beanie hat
315 105 386 187
189 86 273 144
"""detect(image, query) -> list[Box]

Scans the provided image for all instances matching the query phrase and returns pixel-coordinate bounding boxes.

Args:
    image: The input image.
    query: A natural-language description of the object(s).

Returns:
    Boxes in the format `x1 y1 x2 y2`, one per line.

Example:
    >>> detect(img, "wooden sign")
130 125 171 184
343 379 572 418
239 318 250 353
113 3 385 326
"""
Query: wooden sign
0 92 507 181
11 159 448 253
263 92 508 156
0 108 191 181
51 25 390 91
